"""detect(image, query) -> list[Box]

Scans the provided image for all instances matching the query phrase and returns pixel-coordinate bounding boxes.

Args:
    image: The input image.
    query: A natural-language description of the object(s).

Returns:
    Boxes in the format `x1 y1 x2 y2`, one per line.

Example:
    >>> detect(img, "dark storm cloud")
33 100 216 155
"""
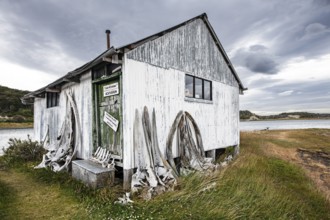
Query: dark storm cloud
1 0 329 75
233 45 279 74
1 0 330 114
226 0 330 74
0 0 217 75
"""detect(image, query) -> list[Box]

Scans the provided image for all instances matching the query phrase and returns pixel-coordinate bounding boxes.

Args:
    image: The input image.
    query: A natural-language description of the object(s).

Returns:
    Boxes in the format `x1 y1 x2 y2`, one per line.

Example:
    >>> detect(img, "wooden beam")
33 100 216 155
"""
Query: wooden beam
45 88 61 93
31 93 45 98
63 77 80 83
102 57 112 63
102 57 122 64
112 66 122 73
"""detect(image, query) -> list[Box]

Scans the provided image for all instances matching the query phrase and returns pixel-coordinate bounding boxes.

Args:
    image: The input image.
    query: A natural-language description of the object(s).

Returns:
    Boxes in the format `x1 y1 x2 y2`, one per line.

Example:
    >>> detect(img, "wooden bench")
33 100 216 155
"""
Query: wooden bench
72 160 115 189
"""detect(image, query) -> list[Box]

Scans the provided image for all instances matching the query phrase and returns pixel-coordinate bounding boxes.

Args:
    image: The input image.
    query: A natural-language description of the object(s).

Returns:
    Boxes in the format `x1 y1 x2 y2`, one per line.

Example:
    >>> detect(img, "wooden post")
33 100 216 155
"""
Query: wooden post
123 168 133 191
234 145 240 157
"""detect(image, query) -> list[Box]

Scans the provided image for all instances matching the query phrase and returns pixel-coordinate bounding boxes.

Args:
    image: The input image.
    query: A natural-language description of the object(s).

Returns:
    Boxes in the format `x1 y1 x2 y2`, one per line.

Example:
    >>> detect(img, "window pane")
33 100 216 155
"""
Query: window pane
52 93 56 107
204 80 211 100
185 75 194 98
55 93 59 106
47 93 51 108
195 78 203 99
46 92 59 108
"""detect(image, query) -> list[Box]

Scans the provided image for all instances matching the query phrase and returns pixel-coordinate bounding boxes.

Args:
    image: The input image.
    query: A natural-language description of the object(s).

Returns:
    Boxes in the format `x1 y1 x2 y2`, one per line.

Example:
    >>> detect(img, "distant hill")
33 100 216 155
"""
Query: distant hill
240 110 330 121
0 85 33 122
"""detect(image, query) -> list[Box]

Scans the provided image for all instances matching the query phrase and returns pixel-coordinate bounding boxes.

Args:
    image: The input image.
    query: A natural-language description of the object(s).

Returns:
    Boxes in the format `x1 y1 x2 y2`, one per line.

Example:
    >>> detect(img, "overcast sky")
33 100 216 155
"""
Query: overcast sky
0 0 329 115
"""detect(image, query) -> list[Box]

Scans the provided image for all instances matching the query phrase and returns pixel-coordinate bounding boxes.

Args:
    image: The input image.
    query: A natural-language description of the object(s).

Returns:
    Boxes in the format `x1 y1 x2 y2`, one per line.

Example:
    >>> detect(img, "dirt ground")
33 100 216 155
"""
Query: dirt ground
261 131 330 201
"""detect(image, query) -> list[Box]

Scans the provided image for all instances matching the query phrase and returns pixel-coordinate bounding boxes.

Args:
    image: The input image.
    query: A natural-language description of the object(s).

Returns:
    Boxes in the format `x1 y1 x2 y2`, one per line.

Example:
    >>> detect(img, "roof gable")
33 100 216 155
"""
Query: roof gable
22 13 245 103
118 13 246 91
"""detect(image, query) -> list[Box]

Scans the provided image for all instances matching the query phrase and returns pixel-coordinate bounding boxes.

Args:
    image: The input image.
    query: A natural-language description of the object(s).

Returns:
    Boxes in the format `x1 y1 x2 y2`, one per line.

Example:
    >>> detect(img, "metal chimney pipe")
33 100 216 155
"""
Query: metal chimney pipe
105 29 111 49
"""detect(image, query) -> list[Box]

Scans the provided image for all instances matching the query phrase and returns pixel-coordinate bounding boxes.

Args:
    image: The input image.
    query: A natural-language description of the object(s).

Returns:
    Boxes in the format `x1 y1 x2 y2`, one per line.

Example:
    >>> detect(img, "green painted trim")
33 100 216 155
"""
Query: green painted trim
92 72 122 84
92 73 123 159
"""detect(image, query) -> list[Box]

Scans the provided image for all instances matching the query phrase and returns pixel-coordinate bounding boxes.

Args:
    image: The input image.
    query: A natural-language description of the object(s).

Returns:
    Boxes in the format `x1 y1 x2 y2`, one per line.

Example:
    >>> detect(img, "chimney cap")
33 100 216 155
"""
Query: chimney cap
105 29 111 34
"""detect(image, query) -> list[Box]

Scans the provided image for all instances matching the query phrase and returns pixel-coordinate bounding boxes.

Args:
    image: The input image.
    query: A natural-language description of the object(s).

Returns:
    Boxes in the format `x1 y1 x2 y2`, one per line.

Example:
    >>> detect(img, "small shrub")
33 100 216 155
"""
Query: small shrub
11 115 26 123
2 135 45 166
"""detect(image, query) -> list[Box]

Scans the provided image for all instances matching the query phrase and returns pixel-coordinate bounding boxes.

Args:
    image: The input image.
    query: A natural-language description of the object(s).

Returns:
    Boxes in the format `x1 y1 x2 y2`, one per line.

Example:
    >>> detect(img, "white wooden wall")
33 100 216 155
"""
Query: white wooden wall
122 58 239 170
33 72 93 159
127 18 238 87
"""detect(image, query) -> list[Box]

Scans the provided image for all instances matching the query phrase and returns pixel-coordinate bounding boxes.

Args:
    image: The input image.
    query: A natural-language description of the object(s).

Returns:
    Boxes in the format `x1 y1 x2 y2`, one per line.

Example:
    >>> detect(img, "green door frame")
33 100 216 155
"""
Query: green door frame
92 72 123 161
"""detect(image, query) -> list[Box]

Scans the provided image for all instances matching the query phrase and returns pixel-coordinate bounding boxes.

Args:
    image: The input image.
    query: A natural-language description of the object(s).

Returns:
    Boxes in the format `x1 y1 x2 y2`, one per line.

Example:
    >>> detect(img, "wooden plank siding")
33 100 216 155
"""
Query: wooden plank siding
122 59 239 170
126 18 238 88
122 18 240 170
33 72 93 159
32 17 241 171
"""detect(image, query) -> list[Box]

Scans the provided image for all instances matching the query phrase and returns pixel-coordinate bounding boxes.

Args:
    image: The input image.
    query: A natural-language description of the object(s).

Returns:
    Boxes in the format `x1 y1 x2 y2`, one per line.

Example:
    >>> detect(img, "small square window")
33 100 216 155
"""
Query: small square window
46 92 59 108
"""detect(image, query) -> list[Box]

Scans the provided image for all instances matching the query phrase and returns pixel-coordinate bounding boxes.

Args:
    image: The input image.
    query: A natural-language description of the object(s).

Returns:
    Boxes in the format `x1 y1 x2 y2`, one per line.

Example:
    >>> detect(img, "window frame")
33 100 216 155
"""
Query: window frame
185 74 212 101
46 92 59 108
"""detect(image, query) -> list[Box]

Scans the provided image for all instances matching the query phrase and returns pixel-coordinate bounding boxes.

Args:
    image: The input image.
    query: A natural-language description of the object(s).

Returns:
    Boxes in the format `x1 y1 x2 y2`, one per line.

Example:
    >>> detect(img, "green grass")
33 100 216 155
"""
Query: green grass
0 179 16 220
0 129 329 219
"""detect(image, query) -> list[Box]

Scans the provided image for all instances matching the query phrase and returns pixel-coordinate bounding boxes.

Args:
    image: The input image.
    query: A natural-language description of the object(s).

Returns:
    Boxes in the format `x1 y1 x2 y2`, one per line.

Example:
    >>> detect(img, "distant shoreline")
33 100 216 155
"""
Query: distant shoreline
0 122 33 129
240 118 330 122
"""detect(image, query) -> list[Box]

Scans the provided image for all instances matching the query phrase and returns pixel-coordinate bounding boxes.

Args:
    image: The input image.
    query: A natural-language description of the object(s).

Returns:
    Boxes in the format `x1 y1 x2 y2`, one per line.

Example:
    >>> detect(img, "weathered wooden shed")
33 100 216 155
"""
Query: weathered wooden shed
22 13 246 188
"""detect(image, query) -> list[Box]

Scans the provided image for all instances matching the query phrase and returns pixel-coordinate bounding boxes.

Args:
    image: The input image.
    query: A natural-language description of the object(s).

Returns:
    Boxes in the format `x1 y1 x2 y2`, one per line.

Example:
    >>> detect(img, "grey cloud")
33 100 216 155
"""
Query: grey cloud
249 45 267 52
1 0 330 114
233 45 279 74
305 23 328 34
302 22 330 40
1 0 329 75
313 0 330 6
245 55 278 74
265 1 330 59
241 80 330 114
0 0 215 75
247 77 282 89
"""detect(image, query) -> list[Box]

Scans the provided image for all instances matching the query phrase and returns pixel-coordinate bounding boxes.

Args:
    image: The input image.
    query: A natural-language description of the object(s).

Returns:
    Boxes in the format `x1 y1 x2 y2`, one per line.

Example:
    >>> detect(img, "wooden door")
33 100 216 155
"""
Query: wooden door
95 78 122 158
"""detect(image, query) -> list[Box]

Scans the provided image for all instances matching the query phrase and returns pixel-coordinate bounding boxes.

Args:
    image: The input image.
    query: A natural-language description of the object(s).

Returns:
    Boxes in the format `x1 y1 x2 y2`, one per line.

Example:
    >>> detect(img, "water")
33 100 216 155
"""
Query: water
0 128 34 155
240 119 330 131
1 120 329 154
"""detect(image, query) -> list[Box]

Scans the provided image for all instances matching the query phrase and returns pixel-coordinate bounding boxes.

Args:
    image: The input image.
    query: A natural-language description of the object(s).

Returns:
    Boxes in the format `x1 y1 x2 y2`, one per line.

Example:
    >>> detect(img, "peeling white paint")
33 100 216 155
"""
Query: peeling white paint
33 17 241 170
122 58 239 169
127 18 238 88
34 72 93 159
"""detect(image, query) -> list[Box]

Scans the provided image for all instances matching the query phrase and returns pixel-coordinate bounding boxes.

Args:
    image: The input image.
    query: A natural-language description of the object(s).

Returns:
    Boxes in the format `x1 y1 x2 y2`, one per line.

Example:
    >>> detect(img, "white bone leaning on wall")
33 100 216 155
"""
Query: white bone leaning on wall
130 106 219 201
35 90 81 172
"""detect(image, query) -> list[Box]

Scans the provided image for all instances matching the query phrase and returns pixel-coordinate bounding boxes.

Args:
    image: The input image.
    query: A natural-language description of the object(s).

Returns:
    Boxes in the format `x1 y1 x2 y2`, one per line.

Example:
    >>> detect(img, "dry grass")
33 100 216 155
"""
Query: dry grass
0 169 88 220
0 122 33 129
0 129 329 219
251 129 330 201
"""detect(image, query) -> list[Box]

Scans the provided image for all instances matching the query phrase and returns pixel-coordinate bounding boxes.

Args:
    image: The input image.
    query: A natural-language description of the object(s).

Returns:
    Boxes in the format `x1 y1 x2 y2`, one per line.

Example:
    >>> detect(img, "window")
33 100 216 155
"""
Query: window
46 92 59 108
92 63 122 80
185 75 194 98
185 75 212 101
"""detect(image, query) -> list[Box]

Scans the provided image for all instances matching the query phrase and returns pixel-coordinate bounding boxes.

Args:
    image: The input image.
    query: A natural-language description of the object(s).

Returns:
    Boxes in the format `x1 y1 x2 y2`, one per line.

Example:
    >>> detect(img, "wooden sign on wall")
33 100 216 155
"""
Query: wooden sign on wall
103 111 119 132
103 82 119 97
